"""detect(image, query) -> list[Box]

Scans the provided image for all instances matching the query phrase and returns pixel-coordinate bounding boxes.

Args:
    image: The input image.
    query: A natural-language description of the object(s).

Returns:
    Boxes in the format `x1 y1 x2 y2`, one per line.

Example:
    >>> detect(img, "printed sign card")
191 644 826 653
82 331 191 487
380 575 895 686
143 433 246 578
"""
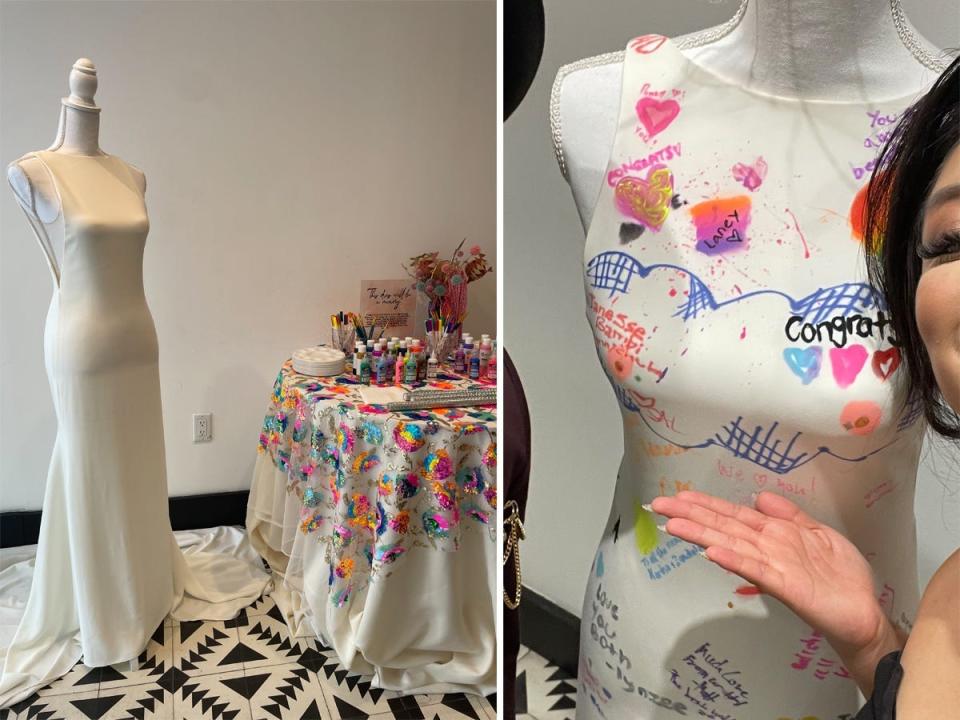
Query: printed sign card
360 279 418 339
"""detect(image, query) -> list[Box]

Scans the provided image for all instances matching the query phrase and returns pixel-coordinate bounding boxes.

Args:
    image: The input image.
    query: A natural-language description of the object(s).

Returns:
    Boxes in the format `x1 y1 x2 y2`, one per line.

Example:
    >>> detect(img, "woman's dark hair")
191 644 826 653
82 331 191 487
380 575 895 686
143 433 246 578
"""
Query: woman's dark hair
864 54 960 439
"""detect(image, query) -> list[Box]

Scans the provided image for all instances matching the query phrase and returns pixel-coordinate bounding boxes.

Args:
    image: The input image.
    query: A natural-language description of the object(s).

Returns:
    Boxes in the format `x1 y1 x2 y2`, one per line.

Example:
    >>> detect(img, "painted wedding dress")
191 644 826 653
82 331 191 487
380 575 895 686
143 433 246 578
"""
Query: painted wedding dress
574 36 926 719
0 150 268 708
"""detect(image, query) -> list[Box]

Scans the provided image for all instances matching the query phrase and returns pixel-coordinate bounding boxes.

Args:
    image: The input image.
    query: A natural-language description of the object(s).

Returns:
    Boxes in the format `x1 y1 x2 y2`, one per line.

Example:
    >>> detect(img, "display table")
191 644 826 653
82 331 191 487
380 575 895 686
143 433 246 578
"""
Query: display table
247 360 497 696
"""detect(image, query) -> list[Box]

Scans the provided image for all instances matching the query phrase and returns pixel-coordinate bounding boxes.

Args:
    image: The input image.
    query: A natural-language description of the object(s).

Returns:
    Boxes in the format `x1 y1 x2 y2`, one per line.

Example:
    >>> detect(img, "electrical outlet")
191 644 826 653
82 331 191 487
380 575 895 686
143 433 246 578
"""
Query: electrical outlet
192 412 213 443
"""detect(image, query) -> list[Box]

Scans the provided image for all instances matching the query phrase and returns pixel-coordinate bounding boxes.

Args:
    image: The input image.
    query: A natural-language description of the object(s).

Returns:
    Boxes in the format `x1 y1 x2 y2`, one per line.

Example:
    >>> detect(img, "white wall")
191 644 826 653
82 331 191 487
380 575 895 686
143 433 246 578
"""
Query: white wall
505 0 960 616
0 0 495 511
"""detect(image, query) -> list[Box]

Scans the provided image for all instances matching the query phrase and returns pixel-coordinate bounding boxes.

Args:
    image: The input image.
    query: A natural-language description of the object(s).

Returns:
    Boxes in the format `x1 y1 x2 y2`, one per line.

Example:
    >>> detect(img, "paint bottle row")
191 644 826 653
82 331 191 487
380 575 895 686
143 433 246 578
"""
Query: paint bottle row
348 334 497 385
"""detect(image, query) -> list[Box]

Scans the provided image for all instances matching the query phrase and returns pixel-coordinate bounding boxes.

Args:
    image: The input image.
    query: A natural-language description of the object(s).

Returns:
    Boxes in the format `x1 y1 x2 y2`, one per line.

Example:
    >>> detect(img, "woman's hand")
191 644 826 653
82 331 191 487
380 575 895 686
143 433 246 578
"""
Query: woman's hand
650 490 902 694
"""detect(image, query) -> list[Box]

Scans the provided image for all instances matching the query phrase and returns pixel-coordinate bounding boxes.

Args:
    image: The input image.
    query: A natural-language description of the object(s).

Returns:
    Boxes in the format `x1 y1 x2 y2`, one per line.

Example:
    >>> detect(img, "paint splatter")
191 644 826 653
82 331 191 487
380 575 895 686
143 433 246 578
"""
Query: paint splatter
739 326 747 340
619 222 645 244
840 400 883 436
830 345 869 388
690 196 752 255
606 346 634 382
596 551 605 578
634 501 659 555
735 584 763 596
732 157 767 191
785 208 811 259
850 183 869 242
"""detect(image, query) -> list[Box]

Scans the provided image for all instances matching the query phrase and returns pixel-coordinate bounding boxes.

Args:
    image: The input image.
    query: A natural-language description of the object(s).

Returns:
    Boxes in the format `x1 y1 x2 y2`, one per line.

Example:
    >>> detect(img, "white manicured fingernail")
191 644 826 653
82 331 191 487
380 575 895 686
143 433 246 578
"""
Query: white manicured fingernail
641 503 654 513
657 523 668 533
698 550 709 559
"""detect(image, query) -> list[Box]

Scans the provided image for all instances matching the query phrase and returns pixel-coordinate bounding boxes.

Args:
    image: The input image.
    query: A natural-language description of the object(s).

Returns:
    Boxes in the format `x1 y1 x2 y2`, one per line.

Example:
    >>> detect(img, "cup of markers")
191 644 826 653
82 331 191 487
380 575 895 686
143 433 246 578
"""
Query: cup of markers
330 312 356 356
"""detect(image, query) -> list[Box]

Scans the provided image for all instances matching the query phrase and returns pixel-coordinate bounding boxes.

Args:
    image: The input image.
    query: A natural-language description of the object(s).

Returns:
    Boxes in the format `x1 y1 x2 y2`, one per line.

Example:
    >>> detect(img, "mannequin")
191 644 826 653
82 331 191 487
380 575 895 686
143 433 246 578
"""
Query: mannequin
551 0 944 229
1 59 268 708
544 2 949 718
8 59 142 284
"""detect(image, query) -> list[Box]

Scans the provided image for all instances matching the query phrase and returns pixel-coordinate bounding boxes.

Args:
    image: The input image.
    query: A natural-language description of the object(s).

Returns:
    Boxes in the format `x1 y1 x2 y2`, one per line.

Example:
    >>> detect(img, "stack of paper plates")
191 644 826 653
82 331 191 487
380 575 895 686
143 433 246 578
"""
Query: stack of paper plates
292 346 345 376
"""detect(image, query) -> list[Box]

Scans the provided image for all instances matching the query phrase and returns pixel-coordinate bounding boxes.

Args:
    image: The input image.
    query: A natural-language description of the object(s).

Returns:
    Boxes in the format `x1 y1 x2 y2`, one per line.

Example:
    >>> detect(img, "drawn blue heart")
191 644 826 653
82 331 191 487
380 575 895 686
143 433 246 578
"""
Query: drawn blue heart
783 347 822 385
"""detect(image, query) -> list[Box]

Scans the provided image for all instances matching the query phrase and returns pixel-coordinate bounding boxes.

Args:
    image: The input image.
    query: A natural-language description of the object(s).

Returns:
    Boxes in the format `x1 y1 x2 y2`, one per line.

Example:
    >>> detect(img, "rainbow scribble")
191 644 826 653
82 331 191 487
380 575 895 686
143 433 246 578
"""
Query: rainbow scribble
850 183 869 243
634 501 659 555
690 196 752 255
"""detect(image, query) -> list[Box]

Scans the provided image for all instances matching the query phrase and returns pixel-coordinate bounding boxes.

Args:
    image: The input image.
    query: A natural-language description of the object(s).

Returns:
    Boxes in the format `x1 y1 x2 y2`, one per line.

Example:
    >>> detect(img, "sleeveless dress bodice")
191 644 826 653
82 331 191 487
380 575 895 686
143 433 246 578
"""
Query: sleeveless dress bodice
576 36 925 720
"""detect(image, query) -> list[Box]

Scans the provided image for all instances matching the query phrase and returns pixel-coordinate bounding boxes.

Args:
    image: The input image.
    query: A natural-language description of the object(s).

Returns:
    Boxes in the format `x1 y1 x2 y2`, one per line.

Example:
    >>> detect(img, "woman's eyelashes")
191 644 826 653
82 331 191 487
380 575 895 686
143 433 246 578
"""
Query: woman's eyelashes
917 229 960 265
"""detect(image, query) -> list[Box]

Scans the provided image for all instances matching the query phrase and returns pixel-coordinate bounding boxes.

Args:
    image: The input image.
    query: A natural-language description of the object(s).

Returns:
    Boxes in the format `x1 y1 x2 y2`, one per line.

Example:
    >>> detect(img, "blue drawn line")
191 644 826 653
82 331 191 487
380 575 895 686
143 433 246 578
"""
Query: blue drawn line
897 393 924 431
586 251 883 323
614 384 897 472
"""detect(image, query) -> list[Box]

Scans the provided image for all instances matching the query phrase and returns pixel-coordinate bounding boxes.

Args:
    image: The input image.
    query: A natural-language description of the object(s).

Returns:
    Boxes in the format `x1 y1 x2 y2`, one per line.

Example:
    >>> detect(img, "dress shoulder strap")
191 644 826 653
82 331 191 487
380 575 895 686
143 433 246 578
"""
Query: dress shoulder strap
13 151 63 288
615 35 691 141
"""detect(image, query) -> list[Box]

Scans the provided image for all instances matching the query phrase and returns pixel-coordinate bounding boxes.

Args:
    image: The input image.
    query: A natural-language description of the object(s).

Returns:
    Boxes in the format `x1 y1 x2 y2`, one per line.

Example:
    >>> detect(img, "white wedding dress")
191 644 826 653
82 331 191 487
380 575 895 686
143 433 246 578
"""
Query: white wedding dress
0 149 268 708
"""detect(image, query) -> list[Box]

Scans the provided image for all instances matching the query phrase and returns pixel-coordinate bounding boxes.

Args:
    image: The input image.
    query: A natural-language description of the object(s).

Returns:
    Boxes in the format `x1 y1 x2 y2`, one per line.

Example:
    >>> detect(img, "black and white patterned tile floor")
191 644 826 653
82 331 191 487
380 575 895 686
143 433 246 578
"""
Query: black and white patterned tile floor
0 593 495 720
514 646 576 720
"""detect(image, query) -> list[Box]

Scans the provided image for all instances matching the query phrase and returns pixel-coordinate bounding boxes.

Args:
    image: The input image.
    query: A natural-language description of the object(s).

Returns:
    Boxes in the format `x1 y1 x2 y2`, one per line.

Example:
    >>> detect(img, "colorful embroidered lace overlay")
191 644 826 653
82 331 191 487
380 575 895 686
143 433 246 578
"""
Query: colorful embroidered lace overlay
257 361 497 606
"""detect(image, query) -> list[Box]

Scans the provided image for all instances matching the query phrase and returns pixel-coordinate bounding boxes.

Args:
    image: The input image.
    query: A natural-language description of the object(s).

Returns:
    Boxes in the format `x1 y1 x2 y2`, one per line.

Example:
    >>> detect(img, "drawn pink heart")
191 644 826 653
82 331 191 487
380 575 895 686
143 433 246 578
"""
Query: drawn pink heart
636 97 681 139
829 345 869 389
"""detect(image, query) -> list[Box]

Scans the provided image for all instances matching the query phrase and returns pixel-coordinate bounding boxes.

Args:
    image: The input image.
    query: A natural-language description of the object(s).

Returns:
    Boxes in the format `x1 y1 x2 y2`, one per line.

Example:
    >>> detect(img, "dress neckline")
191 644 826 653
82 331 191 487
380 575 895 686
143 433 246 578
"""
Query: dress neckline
38 149 113 160
659 35 927 108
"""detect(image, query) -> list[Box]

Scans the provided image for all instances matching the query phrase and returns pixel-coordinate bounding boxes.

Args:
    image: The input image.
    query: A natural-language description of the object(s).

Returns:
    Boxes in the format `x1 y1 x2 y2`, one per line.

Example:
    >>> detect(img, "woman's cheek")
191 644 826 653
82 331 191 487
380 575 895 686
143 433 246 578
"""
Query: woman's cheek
915 266 960 414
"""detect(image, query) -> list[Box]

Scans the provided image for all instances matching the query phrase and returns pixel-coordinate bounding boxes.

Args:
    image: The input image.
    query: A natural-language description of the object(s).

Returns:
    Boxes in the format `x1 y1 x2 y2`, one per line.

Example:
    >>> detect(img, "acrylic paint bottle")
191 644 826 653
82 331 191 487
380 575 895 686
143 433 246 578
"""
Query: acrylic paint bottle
487 342 497 382
394 347 405 385
352 342 364 379
415 342 428 381
386 341 396 377
375 346 390 385
479 340 491 377
427 353 439 380
469 351 480 380
404 346 418 384
462 340 475 376
357 348 371 385
453 343 466 373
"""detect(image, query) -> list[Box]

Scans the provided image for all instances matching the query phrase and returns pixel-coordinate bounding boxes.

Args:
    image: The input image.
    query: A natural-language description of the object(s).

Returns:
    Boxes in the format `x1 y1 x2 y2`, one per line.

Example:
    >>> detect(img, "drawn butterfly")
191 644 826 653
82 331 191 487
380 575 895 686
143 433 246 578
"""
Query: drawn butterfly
732 157 768 191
